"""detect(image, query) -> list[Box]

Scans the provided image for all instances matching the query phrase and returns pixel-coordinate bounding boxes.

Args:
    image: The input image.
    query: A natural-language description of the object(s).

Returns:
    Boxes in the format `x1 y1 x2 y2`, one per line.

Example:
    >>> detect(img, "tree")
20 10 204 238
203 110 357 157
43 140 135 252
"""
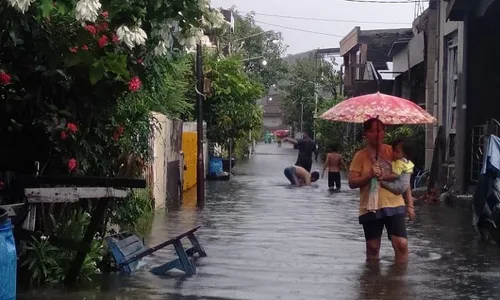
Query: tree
213 9 288 89
0 0 226 175
280 55 340 135
203 54 264 148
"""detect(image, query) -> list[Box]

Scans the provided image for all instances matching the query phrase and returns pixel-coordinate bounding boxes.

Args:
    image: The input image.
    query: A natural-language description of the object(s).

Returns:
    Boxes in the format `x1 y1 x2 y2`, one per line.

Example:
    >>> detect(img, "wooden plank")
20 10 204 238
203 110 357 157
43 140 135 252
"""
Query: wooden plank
112 235 142 249
188 233 207 257
16 175 146 188
0 203 25 217
23 205 36 231
173 240 195 276
151 259 182 275
122 242 146 260
25 187 129 203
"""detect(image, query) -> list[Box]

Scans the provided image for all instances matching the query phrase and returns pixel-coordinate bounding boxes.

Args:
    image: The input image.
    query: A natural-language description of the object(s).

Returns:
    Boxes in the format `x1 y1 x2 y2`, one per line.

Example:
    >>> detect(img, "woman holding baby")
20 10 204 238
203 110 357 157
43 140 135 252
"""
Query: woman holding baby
348 118 416 264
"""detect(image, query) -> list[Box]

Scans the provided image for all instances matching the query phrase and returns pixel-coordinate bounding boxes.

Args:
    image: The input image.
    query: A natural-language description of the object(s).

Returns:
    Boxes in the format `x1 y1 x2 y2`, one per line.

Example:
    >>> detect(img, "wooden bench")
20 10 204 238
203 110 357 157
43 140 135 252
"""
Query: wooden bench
105 226 207 276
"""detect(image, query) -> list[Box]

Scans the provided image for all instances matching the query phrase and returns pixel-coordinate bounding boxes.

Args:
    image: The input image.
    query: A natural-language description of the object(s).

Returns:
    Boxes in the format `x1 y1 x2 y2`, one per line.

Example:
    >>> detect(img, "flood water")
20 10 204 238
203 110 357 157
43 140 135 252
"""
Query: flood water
19 143 500 300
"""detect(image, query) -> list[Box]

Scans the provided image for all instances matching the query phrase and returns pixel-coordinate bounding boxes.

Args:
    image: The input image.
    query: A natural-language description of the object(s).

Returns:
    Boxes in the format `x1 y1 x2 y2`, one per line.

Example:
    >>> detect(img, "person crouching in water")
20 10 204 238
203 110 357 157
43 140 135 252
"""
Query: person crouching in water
284 165 320 187
378 138 414 195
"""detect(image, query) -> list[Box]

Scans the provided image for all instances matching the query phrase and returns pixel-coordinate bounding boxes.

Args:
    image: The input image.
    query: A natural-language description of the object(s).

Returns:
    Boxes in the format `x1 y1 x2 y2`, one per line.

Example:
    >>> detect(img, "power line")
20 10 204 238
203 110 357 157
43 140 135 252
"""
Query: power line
254 21 345 38
340 0 426 3
241 11 410 25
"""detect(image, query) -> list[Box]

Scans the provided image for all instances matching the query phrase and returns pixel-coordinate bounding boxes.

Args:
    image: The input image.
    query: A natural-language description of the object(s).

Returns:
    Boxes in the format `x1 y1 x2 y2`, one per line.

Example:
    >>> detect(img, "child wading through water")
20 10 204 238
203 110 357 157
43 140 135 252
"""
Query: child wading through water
322 143 347 191
378 138 414 195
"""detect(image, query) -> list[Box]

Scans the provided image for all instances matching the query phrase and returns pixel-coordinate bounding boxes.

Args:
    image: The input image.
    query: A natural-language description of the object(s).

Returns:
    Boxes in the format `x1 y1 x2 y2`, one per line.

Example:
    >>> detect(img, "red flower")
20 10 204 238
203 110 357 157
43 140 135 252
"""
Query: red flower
112 33 119 44
68 158 77 172
128 76 142 92
0 72 11 85
113 125 125 141
84 24 97 35
97 22 109 32
101 11 109 18
136 58 144 65
69 46 78 53
98 35 108 48
81 45 89 51
66 123 78 134
60 131 68 140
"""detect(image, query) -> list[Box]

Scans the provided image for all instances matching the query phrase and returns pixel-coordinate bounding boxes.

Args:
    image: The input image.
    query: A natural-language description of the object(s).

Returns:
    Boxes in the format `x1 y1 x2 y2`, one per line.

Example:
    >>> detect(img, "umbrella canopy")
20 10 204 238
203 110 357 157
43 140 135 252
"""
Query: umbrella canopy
274 129 289 137
320 92 436 124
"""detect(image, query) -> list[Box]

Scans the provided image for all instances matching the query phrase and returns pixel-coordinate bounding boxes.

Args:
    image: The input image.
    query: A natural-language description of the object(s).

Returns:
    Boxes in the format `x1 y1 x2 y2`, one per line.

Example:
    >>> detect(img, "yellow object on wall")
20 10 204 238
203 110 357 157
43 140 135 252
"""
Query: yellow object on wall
182 132 198 191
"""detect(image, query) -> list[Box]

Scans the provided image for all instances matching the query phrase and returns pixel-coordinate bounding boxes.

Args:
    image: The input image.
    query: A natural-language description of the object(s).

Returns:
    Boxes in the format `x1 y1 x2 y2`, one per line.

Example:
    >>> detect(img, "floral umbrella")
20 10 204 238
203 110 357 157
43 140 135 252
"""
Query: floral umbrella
320 92 436 124
274 130 289 138
320 92 436 212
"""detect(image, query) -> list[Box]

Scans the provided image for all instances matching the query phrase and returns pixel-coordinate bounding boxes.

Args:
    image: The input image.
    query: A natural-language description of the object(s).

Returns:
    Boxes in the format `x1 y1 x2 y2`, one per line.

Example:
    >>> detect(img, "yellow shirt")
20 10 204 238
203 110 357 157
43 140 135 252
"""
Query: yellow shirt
349 144 405 219
392 158 414 175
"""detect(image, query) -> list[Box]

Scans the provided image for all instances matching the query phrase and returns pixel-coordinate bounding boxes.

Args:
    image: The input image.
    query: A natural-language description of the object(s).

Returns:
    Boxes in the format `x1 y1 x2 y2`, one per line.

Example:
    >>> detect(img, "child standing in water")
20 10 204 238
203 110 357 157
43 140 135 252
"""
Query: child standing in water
322 143 347 191
379 138 414 195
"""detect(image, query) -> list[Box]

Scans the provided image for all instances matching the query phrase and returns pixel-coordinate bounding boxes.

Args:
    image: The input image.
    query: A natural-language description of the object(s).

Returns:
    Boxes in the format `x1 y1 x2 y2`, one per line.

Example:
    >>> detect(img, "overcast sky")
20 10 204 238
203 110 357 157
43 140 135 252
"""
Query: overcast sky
211 0 427 55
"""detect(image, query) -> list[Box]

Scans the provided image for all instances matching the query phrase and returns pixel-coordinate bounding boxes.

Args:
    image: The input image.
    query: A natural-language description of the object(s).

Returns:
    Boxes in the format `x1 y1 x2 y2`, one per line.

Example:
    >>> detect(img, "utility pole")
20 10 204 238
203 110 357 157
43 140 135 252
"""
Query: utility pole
313 83 319 142
196 44 205 207
300 101 304 134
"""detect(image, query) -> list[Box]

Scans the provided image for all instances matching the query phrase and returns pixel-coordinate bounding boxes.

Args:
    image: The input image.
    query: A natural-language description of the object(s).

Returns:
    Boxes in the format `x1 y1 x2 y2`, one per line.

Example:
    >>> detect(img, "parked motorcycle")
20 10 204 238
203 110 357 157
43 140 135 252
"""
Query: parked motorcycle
473 134 500 244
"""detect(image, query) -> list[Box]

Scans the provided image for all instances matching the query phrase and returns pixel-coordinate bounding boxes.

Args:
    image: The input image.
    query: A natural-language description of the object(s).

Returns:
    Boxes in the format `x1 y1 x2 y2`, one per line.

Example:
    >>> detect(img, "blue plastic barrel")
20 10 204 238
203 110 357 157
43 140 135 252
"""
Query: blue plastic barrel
0 208 16 300
209 157 223 175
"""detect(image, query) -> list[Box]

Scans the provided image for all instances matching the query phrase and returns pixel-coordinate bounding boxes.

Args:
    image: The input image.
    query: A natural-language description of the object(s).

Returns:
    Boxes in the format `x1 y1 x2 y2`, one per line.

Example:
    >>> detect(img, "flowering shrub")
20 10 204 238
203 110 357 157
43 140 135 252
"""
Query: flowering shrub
0 0 226 175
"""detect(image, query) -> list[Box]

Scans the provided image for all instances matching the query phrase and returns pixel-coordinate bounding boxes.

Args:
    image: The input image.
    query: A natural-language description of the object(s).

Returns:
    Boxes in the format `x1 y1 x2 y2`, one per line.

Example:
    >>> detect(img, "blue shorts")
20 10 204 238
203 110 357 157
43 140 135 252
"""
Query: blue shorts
284 166 297 185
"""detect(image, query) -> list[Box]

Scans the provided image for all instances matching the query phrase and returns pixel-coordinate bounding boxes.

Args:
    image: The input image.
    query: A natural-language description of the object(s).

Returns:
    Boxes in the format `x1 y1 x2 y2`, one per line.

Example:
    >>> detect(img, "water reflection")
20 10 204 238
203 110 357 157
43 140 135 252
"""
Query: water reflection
356 263 410 300
17 144 500 299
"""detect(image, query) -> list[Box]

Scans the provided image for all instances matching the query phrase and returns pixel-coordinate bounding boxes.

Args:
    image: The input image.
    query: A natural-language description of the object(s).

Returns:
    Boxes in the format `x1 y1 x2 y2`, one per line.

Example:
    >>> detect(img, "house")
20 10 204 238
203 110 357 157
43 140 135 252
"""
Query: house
259 85 288 132
387 9 435 171
438 0 500 194
339 27 413 97
404 0 500 195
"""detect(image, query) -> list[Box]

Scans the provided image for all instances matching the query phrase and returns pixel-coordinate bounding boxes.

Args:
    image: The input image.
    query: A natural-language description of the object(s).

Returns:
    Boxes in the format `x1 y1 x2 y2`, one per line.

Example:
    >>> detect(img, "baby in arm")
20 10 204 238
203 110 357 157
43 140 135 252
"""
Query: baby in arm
379 138 414 195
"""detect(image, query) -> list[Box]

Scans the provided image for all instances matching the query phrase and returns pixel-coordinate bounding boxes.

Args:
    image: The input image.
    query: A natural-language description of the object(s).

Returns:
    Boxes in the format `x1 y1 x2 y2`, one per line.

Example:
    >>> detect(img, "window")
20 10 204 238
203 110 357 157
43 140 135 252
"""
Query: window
448 133 456 159
445 34 459 160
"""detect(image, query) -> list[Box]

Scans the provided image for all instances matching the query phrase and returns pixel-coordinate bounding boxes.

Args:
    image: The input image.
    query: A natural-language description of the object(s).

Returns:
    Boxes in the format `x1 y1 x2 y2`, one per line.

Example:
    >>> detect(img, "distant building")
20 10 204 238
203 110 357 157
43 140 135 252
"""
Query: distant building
339 27 413 97
259 85 288 132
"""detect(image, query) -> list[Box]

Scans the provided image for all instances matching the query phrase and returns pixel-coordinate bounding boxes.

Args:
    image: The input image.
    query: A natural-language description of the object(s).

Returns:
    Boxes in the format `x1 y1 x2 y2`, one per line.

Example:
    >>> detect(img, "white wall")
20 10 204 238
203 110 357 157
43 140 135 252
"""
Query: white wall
263 116 284 128
149 112 182 209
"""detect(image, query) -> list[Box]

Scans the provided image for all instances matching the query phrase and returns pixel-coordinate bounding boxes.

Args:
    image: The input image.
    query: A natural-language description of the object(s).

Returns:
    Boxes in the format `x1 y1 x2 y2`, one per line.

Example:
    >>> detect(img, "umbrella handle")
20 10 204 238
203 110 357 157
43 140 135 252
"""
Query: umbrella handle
375 115 380 160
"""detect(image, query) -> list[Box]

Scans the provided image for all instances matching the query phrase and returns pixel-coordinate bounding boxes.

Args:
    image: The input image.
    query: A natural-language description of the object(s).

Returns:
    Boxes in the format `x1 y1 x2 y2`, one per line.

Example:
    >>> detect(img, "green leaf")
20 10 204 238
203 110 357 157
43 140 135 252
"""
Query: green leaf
64 54 81 68
102 53 130 80
89 64 105 85
55 1 69 14
39 0 54 17
58 110 73 117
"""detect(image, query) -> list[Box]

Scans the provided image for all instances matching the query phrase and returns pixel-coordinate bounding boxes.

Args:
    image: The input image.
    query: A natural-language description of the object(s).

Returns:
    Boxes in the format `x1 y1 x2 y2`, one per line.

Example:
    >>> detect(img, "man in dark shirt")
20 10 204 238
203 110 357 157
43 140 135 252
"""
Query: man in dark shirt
283 131 316 172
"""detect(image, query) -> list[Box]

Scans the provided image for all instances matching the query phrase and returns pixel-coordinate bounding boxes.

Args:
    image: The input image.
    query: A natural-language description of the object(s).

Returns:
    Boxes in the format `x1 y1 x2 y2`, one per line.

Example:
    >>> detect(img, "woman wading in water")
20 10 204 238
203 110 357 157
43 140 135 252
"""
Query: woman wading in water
348 118 416 264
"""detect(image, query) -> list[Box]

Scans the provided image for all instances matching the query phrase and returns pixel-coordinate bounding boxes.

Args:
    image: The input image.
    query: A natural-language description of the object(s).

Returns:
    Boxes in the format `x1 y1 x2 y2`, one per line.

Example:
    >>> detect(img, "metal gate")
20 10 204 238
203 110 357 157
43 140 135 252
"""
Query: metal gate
470 119 500 183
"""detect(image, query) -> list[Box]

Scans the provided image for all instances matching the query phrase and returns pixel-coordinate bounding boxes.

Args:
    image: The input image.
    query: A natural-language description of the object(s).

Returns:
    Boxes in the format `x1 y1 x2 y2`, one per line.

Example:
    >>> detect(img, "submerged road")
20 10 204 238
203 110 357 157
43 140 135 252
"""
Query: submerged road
20 143 500 299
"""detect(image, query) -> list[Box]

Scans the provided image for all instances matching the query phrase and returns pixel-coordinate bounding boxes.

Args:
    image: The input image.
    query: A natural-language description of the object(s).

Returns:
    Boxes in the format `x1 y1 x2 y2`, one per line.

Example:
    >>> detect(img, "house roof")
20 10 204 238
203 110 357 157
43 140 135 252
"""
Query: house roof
388 38 412 58
339 27 413 65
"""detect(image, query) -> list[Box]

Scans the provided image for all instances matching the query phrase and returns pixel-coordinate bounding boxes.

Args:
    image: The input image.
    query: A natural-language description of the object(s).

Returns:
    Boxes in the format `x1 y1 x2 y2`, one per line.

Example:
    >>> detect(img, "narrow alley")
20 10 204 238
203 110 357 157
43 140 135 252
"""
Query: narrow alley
20 143 500 300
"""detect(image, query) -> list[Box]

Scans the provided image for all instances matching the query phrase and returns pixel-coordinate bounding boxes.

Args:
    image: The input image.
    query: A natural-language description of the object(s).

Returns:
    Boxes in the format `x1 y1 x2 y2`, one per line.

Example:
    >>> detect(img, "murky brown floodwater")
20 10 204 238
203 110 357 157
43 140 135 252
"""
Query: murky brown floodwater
18 143 500 300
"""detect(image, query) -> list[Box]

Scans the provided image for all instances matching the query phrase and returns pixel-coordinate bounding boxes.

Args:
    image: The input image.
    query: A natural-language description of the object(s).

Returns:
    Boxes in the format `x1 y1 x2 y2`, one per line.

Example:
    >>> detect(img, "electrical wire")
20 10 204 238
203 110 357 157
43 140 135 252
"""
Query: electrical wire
254 21 345 38
240 11 410 25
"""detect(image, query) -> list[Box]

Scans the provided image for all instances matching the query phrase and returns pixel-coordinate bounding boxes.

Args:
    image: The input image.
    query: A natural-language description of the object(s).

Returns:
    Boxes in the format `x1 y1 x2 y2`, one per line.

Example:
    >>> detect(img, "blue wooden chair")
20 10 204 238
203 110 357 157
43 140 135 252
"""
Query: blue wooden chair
105 226 207 276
